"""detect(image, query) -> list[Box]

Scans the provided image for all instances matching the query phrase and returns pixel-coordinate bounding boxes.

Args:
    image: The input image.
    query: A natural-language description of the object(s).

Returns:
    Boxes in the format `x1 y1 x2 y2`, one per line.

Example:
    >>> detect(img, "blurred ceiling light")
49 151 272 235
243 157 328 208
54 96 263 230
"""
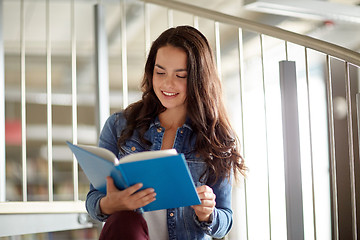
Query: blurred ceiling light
245 0 360 24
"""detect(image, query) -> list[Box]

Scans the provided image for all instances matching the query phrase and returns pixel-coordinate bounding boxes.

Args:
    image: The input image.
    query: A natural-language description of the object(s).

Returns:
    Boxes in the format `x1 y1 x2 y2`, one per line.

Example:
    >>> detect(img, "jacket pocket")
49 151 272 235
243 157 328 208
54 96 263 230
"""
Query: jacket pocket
185 158 208 187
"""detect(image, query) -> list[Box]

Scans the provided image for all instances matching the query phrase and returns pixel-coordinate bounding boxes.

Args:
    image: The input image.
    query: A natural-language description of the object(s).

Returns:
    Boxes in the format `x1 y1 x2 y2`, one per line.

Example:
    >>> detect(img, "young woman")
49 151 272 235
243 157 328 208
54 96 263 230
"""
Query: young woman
86 25 245 240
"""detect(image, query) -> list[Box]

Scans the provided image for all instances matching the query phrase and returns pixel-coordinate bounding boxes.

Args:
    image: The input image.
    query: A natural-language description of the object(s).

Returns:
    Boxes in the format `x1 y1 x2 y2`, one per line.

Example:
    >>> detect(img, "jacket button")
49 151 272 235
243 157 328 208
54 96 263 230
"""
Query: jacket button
157 128 162 133
169 213 174 217
131 146 136 151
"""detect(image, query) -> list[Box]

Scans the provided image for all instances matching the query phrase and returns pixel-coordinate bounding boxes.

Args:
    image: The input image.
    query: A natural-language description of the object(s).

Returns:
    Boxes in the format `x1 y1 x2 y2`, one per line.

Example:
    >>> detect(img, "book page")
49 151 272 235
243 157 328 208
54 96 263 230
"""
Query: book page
118 149 177 164
77 144 119 164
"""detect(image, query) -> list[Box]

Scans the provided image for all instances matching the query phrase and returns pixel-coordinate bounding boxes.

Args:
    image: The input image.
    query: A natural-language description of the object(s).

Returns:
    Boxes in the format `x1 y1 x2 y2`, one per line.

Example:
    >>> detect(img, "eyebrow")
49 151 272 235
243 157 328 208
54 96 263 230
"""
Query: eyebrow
155 64 187 72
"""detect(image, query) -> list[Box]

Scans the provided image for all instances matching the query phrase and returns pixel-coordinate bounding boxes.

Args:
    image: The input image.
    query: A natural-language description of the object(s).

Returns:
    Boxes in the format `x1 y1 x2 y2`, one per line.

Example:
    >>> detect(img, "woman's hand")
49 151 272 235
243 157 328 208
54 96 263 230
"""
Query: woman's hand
191 185 216 222
99 176 156 215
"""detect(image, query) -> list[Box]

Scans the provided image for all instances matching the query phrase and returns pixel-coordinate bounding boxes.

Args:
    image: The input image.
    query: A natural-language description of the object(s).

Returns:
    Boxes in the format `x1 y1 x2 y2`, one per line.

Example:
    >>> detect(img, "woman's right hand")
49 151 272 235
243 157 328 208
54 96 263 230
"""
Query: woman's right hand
99 176 156 215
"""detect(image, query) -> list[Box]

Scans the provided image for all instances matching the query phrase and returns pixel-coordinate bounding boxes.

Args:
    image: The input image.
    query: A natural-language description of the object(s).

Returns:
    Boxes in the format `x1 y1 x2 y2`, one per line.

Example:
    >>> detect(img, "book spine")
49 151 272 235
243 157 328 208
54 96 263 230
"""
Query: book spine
116 165 129 187
110 167 128 190
116 165 145 213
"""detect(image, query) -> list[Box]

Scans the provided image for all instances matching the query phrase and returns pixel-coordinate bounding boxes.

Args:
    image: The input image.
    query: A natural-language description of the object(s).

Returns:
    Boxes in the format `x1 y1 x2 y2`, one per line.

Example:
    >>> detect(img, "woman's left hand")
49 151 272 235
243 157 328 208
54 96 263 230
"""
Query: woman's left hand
191 185 216 222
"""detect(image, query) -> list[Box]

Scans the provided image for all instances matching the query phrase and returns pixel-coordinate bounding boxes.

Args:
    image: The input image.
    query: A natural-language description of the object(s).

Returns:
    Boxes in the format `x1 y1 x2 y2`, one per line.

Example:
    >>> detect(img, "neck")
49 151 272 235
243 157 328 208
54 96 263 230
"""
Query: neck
159 109 186 130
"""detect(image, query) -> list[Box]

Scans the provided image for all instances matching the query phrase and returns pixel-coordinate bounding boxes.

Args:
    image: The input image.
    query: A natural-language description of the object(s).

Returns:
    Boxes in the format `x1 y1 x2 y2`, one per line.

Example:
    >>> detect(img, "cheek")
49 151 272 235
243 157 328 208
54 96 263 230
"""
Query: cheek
152 77 159 90
180 82 187 94
152 77 162 98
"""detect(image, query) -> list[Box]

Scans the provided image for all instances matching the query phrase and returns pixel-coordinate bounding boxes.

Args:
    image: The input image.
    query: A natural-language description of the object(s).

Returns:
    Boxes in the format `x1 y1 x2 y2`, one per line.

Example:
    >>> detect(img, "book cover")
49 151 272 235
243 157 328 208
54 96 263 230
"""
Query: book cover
66 141 201 212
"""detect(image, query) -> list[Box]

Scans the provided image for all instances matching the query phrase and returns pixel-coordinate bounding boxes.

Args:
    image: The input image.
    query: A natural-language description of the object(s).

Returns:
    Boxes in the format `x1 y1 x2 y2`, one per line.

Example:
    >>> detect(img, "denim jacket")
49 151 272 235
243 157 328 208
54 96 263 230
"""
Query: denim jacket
86 112 233 239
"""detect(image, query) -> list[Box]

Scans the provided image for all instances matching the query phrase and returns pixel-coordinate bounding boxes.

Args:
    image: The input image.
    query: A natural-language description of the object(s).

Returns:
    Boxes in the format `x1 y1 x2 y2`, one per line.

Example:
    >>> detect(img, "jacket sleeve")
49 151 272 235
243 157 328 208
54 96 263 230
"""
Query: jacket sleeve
194 175 233 238
86 183 108 222
85 112 124 222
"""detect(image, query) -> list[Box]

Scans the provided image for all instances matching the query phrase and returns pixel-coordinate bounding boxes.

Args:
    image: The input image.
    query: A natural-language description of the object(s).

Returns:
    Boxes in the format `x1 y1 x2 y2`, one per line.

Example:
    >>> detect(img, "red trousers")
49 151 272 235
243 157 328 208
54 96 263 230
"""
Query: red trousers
99 211 149 240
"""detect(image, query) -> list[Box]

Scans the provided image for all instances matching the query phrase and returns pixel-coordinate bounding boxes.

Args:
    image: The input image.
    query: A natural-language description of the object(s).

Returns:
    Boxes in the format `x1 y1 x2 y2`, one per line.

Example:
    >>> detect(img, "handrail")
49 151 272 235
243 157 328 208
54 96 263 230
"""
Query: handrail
0 201 86 214
142 0 360 67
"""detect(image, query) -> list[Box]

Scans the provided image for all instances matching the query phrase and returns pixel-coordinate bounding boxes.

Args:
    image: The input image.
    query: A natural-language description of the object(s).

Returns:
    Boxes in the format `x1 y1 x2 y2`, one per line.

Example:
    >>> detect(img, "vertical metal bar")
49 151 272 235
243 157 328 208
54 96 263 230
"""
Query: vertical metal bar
279 60 305 240
214 21 221 80
0 0 6 202
71 0 79 201
357 93 360 180
46 0 53 202
144 3 151 56
238 27 249 240
285 40 288 61
193 16 199 29
304 48 317 240
94 3 110 137
325 55 339 240
20 0 27 202
167 9 173 28
344 62 357 240
260 34 272 240
120 0 128 109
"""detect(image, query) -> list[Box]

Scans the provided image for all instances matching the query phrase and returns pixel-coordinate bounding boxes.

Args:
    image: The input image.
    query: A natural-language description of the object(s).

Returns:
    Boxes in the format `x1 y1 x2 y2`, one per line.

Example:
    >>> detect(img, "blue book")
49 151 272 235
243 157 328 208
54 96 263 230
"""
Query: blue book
66 141 201 212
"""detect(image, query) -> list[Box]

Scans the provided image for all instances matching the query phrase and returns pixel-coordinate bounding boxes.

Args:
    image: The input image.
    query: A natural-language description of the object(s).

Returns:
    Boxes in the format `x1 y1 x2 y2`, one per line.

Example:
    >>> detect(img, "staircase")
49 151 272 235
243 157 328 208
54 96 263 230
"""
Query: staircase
0 0 359 239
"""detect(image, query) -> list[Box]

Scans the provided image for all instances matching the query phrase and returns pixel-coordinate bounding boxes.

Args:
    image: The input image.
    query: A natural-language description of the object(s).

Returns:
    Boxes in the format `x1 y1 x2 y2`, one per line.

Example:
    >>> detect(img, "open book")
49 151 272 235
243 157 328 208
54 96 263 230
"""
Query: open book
66 141 201 212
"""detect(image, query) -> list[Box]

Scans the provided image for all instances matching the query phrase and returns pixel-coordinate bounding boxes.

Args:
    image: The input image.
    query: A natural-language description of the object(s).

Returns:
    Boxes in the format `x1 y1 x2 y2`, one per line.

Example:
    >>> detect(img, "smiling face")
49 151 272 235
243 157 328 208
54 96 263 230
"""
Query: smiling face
152 45 188 114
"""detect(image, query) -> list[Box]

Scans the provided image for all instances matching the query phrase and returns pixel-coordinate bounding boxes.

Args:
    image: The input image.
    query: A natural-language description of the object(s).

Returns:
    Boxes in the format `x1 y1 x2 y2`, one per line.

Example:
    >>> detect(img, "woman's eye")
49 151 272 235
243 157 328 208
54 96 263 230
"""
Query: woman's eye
177 75 187 79
156 72 165 75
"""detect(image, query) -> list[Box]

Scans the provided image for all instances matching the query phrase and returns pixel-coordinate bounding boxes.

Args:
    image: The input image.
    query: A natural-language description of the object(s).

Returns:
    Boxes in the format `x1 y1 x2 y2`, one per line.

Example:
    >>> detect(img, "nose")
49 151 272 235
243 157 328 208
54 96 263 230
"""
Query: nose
162 74 175 87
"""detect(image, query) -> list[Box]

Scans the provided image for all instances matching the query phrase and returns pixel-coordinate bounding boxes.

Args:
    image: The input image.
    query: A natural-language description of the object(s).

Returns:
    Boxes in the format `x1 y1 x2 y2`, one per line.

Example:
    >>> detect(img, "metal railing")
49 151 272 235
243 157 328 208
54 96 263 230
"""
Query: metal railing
0 0 92 237
142 0 360 66
141 1 360 239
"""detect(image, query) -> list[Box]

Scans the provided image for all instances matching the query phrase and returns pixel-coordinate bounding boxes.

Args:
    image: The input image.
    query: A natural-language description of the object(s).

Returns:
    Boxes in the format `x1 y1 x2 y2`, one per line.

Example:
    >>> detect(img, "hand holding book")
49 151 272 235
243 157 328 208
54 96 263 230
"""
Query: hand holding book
191 185 216 222
66 141 201 212
99 177 157 214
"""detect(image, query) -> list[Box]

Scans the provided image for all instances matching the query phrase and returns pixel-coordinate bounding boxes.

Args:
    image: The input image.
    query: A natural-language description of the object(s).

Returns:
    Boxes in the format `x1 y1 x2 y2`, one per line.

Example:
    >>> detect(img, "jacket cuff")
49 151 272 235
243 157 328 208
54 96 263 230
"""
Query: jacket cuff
95 198 110 221
193 211 215 233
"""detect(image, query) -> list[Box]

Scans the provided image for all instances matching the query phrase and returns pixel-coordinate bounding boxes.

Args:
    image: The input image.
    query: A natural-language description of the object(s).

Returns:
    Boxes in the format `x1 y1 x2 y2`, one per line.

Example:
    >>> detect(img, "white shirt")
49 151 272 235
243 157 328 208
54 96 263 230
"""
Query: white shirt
143 209 169 240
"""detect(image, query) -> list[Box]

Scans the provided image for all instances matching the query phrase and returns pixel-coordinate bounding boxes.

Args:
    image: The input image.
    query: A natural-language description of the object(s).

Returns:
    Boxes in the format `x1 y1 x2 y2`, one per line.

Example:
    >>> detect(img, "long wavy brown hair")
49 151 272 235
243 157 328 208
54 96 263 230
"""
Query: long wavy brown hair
118 25 245 183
